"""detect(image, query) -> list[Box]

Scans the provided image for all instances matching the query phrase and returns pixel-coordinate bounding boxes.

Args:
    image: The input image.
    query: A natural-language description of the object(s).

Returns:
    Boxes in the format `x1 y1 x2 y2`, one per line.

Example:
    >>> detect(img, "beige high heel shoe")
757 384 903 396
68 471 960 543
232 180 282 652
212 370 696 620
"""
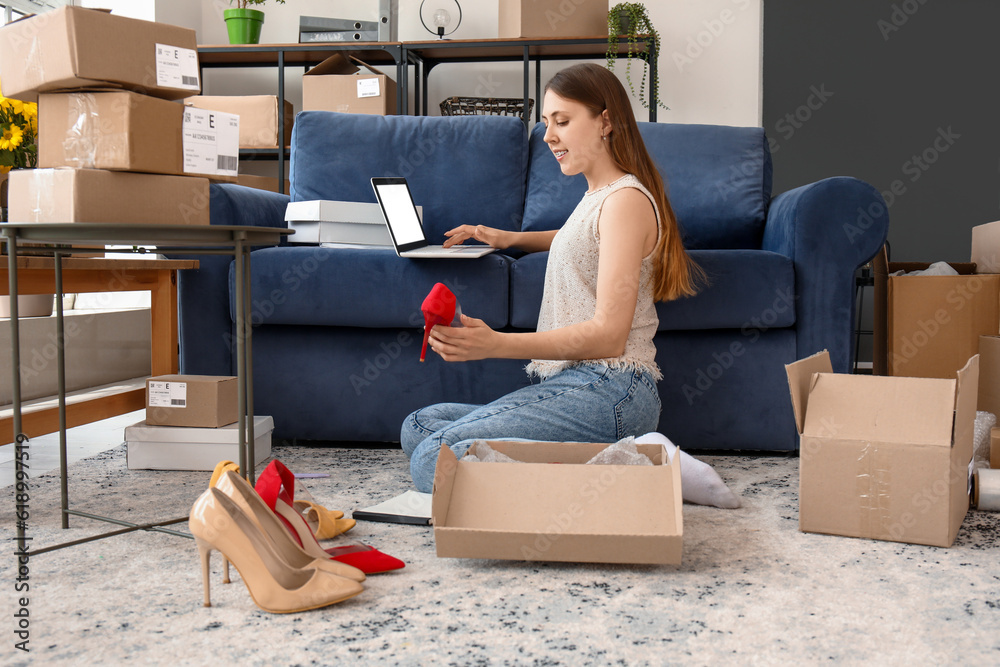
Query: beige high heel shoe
213 470 365 583
189 487 364 614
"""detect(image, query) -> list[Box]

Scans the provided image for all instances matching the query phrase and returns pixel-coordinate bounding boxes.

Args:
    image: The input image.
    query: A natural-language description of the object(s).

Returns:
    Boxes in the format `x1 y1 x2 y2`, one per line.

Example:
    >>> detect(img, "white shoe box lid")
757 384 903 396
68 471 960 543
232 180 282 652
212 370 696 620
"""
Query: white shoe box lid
125 415 273 471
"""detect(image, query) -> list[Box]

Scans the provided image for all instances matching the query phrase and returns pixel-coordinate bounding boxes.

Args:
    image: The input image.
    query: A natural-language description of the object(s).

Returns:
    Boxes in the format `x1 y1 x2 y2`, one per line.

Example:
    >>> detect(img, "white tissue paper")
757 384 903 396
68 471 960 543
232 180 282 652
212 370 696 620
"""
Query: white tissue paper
462 441 518 463
974 411 996 469
890 261 959 277
585 436 654 466
463 437 654 466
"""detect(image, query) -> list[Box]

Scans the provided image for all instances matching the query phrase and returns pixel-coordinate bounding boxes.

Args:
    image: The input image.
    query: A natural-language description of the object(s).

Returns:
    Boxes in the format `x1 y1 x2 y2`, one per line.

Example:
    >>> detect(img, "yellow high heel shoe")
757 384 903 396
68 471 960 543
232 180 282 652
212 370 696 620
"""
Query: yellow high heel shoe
189 487 364 614
293 500 356 539
213 470 365 583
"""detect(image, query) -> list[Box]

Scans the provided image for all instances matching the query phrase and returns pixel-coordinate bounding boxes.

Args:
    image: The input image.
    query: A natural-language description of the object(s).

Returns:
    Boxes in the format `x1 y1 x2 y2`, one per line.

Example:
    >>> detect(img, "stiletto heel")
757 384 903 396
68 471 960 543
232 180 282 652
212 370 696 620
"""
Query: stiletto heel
222 556 231 584
215 470 365 582
188 488 364 613
195 537 213 608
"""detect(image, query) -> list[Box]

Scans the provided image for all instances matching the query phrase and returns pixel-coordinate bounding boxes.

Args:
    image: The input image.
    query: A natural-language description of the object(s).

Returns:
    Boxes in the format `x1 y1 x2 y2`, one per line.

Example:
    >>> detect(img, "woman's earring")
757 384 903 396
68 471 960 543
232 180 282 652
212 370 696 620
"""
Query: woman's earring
602 134 608 141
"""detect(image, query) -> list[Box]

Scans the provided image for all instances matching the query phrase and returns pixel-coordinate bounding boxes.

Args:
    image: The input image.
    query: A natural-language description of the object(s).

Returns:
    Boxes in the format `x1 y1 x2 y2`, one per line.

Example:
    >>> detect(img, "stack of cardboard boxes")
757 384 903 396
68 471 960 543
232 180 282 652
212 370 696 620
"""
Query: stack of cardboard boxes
875 219 1000 470
126 375 273 471
0 6 238 227
784 219 1000 549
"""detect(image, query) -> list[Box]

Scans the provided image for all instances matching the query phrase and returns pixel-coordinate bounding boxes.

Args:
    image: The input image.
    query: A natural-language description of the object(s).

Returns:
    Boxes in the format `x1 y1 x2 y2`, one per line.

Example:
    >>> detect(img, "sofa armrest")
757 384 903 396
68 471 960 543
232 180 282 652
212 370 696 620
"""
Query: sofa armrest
762 176 888 372
209 183 290 233
176 184 290 375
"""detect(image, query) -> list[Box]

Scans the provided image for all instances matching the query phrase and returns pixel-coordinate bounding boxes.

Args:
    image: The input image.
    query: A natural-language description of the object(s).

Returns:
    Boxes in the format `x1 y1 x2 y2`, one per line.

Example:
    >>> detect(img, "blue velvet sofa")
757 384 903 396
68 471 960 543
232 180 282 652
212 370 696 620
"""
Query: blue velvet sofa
177 111 888 451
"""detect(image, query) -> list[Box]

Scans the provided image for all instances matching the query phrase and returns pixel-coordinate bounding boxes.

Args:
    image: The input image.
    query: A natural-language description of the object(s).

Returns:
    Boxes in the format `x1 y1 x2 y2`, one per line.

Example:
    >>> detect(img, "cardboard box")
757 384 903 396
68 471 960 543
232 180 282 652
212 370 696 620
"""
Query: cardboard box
8 168 210 226
39 91 239 180
0 6 200 103
185 95 294 149
498 0 609 38
786 350 977 547
302 54 397 116
145 375 238 428
978 335 1000 419
236 174 290 193
284 200 409 245
432 440 683 565
125 415 273 471
874 222 1000 379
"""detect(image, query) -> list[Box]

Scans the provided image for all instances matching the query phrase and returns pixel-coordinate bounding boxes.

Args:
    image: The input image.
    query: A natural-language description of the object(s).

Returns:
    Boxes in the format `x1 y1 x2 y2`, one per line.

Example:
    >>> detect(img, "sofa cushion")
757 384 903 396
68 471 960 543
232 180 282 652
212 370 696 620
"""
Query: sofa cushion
510 249 794 331
289 112 528 242
521 122 772 250
230 246 511 329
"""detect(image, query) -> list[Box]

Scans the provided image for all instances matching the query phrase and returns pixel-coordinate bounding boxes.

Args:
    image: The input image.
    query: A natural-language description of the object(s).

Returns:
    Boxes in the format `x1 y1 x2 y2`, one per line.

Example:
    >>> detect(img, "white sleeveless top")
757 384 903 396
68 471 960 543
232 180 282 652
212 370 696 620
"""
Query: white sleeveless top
525 174 662 381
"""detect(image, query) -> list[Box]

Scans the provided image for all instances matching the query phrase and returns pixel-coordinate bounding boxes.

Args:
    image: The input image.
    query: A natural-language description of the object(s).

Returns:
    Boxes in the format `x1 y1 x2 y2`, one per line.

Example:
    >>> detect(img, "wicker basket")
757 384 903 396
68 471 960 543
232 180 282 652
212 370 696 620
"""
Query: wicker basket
439 96 534 117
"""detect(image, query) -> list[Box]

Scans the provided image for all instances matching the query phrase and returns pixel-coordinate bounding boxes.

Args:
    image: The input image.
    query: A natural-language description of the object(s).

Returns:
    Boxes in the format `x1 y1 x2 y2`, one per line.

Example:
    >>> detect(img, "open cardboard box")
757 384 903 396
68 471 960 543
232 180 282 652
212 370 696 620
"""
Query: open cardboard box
786 350 977 547
432 440 682 565
873 220 1000 378
302 54 397 115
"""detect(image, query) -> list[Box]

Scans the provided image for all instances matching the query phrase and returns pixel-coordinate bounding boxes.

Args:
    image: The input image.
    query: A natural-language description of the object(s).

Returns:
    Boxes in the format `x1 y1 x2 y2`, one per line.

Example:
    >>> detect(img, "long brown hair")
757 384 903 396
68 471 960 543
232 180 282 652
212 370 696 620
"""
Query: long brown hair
545 63 702 301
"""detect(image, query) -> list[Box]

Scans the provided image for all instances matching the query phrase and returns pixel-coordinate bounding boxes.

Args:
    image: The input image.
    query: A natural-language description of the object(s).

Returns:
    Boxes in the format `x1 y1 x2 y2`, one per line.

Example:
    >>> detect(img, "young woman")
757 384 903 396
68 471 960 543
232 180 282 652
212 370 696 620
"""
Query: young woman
399 63 738 508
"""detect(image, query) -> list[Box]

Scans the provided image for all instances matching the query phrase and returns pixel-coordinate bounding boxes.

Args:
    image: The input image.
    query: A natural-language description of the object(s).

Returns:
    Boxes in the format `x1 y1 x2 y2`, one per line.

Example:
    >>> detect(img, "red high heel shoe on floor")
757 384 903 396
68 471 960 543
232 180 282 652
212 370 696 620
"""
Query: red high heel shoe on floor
326 543 405 574
256 460 406 574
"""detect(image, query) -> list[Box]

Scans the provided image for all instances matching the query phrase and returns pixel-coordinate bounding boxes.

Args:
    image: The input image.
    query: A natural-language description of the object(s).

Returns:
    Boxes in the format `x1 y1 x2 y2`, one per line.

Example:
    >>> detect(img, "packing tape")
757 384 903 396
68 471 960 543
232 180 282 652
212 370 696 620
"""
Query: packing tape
24 34 43 91
856 441 892 538
973 468 1000 512
64 93 99 168
29 169 54 221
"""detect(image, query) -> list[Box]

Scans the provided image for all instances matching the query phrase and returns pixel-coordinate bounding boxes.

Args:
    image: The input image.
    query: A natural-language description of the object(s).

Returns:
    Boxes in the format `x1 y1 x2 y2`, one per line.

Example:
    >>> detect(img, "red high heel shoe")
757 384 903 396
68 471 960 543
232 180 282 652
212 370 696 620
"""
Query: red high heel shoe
419 282 458 362
325 543 405 574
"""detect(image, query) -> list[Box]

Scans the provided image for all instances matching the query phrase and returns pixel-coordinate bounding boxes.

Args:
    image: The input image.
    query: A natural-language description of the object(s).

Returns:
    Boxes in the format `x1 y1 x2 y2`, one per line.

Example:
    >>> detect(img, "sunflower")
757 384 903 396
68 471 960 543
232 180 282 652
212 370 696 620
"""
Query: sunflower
0 124 24 150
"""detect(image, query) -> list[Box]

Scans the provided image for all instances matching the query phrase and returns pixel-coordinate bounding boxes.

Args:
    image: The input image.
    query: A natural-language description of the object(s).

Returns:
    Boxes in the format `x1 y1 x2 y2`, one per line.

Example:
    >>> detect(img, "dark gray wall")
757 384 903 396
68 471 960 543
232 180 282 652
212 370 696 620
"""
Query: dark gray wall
763 0 999 263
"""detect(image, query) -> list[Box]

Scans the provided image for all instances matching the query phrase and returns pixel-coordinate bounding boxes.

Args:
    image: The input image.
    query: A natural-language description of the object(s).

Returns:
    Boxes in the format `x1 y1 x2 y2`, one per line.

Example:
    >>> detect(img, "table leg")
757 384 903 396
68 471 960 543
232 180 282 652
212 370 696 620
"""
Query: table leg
54 252 69 529
242 243 256 484
6 230 26 550
233 238 248 480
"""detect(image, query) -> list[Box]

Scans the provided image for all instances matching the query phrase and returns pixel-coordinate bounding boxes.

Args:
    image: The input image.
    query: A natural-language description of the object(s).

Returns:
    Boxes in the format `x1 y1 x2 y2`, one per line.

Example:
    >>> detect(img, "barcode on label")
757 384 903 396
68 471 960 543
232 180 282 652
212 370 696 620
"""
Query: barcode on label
182 75 199 86
171 399 186 406
217 155 238 171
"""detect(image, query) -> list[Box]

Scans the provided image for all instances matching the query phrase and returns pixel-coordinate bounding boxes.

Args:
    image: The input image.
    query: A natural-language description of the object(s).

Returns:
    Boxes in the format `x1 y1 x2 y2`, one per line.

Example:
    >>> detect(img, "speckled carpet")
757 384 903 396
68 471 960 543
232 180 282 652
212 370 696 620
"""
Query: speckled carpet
2 444 999 666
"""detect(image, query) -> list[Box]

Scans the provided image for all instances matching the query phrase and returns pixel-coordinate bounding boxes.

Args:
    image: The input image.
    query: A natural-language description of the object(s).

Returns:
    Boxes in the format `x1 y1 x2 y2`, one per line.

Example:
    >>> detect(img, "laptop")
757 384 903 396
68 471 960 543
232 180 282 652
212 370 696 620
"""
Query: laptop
371 177 496 258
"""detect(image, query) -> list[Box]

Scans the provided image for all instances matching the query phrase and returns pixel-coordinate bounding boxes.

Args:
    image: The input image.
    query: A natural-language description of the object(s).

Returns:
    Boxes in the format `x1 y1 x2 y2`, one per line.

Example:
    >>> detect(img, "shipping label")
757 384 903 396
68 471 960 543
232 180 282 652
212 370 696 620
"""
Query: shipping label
182 107 240 177
357 78 381 98
155 44 201 90
148 382 187 408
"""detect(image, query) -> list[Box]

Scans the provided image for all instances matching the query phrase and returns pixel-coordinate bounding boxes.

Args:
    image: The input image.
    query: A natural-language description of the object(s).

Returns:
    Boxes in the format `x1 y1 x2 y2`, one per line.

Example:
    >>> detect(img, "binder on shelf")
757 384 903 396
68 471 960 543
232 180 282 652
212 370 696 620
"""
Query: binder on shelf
300 16 380 32
300 30 380 43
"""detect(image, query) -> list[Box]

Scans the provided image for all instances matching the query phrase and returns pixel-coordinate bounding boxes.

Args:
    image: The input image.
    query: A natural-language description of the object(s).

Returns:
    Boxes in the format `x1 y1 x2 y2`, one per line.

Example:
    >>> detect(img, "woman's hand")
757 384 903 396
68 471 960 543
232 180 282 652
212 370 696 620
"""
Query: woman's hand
443 225 512 249
428 314 501 362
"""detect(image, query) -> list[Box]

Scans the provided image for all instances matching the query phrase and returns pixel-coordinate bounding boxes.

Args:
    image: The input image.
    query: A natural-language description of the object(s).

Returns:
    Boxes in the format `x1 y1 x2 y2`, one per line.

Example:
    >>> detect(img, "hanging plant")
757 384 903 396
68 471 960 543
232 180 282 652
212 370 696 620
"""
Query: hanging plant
607 3 668 111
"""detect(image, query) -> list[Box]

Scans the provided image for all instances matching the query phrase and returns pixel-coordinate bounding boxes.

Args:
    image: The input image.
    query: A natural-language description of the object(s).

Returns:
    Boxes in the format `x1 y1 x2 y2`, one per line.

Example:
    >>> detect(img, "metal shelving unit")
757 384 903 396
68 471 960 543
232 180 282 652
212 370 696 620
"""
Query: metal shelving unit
197 36 657 190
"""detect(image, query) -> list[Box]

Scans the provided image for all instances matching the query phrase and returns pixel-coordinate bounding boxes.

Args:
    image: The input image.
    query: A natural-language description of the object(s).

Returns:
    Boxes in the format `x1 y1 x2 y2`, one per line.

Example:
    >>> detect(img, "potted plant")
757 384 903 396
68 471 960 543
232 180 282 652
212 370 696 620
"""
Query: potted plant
607 3 668 111
224 0 285 45
0 83 50 317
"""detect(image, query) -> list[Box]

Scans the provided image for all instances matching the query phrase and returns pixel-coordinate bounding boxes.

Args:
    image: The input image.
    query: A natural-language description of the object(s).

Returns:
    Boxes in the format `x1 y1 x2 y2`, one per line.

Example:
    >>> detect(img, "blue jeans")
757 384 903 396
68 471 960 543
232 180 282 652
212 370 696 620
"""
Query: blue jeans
400 364 662 492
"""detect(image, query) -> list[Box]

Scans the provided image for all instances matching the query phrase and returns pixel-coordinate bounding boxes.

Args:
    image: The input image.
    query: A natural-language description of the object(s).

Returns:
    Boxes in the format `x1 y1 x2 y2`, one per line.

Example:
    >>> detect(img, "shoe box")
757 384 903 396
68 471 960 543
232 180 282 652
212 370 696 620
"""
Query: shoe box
125 415 273 471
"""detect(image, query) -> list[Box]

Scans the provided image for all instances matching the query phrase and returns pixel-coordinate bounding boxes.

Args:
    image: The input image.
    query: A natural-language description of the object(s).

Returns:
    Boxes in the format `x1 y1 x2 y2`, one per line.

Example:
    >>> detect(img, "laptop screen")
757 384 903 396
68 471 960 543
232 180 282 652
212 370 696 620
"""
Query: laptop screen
372 179 425 247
